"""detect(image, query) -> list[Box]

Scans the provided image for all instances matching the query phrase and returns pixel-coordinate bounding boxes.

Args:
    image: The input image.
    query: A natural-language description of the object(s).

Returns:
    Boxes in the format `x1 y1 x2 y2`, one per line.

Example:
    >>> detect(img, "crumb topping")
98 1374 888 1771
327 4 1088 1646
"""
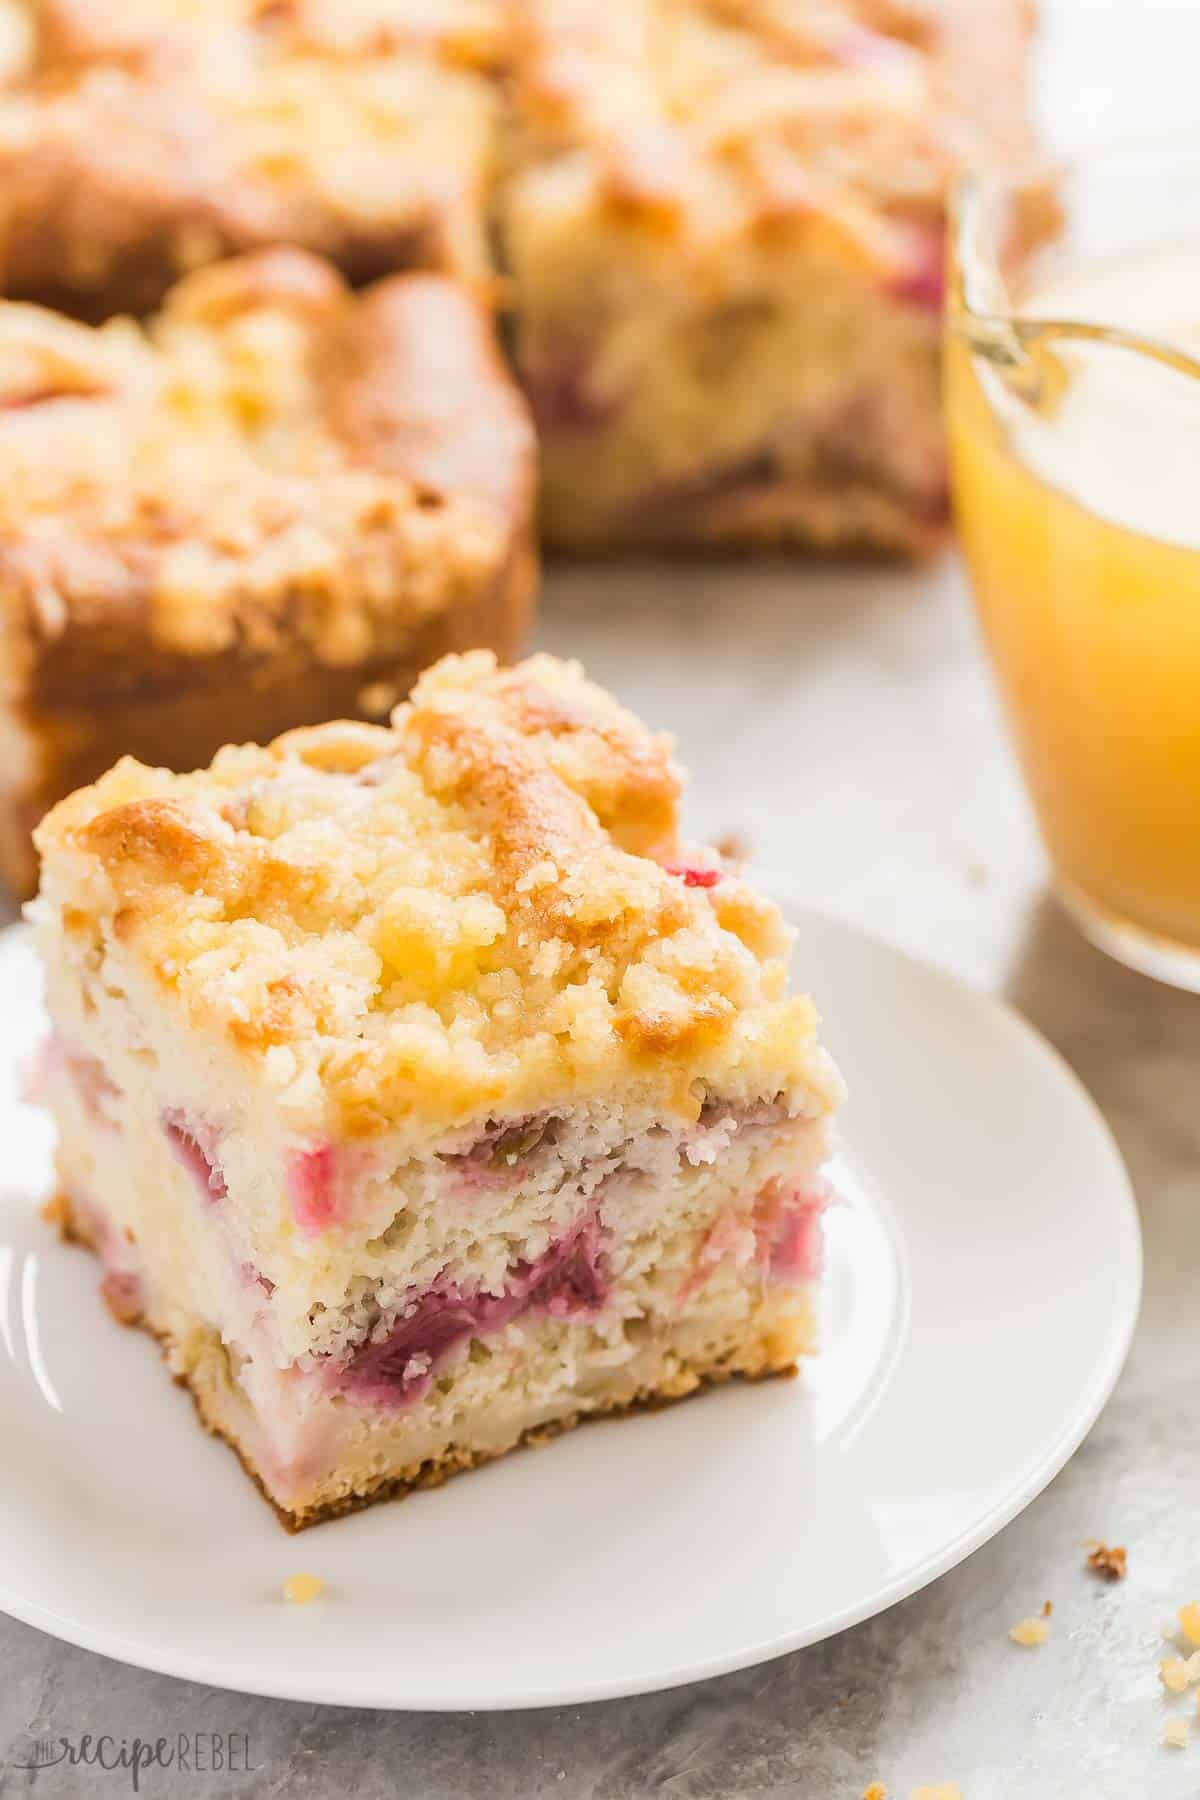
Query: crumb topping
1 2 503 304
0 249 523 669
508 0 1034 264
35 651 844 1139
35 0 508 73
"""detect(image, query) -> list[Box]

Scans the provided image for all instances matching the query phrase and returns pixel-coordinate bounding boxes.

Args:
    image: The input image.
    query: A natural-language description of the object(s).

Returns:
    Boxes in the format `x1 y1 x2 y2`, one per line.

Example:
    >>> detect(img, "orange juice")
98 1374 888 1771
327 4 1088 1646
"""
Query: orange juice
948 242 1200 970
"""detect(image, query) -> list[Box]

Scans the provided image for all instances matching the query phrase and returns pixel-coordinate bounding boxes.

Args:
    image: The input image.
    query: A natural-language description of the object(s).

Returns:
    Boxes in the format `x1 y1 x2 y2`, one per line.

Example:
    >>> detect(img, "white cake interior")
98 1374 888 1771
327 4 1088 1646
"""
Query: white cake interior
37 915 829 1526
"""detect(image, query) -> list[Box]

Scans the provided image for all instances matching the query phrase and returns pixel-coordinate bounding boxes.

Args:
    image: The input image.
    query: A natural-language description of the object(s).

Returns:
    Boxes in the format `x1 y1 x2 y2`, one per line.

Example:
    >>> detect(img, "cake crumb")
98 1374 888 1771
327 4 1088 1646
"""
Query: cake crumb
1041 1599 1052 1617
1164 1718 1189 1749
863 1786 887 1800
1160 1653 1200 1693
1180 1604 1200 1648
1009 1616 1049 1647
283 1573 325 1606
1085 1541 1126 1581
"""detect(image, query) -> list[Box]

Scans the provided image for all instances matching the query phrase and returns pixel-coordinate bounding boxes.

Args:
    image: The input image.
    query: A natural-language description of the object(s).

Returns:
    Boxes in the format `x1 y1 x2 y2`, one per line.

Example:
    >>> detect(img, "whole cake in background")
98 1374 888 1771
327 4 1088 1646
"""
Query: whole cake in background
0 0 1038 895
0 0 1037 542
0 247 535 898
32 650 844 1529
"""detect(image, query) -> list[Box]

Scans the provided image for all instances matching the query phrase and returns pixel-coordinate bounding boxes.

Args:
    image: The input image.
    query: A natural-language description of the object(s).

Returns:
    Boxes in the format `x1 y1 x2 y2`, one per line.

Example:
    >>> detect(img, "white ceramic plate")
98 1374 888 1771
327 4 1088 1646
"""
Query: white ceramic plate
0 909 1140 1711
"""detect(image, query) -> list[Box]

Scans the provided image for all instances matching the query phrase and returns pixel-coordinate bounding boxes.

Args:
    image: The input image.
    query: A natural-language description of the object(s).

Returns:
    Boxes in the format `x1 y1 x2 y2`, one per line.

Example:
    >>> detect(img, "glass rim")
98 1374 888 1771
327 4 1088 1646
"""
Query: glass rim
950 132 1200 380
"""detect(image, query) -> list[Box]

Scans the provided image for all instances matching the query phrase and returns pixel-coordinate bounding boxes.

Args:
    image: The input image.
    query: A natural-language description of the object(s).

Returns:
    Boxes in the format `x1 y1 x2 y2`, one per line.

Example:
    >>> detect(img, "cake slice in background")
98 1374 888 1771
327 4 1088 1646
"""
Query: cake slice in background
31 650 843 1528
0 247 535 899
0 0 505 316
502 0 1037 554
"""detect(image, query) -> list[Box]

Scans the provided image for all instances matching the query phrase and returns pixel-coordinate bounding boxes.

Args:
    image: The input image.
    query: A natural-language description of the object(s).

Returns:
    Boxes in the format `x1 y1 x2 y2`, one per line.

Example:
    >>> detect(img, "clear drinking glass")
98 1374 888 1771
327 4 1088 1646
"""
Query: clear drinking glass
947 142 1200 989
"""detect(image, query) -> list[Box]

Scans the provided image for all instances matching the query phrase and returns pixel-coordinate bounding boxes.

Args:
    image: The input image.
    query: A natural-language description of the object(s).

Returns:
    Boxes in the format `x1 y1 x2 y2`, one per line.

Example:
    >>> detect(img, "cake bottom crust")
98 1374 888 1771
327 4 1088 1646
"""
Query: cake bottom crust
190 1329 799 1534
47 1193 810 1533
540 465 948 559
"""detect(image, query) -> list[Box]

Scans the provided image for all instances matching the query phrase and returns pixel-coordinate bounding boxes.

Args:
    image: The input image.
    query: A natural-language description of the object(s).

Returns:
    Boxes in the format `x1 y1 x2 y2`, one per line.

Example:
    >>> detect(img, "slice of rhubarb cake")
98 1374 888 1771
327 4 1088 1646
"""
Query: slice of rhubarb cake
502 0 1037 553
30 650 843 1528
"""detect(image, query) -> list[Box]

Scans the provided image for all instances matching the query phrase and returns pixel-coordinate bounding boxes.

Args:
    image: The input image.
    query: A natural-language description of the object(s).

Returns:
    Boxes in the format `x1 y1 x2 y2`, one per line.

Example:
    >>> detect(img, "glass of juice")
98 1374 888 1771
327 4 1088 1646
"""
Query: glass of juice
947 142 1200 989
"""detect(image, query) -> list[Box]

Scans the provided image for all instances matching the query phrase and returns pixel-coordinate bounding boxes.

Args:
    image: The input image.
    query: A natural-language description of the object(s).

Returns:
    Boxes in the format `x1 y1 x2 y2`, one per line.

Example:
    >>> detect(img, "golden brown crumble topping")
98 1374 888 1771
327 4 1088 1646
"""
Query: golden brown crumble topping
0 1 504 311
35 651 843 1140
507 0 1034 250
34 0 508 73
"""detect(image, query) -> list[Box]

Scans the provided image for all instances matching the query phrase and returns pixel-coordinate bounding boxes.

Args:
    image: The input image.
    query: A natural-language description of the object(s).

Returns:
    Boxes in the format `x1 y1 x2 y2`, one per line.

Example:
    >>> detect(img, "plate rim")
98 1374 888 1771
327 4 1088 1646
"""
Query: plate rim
0 908 1143 1710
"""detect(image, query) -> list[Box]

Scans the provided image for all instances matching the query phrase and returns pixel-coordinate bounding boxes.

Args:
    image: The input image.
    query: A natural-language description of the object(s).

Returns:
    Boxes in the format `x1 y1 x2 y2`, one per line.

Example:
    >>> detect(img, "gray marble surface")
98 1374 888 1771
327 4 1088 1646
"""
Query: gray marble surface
3 555 1200 1799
